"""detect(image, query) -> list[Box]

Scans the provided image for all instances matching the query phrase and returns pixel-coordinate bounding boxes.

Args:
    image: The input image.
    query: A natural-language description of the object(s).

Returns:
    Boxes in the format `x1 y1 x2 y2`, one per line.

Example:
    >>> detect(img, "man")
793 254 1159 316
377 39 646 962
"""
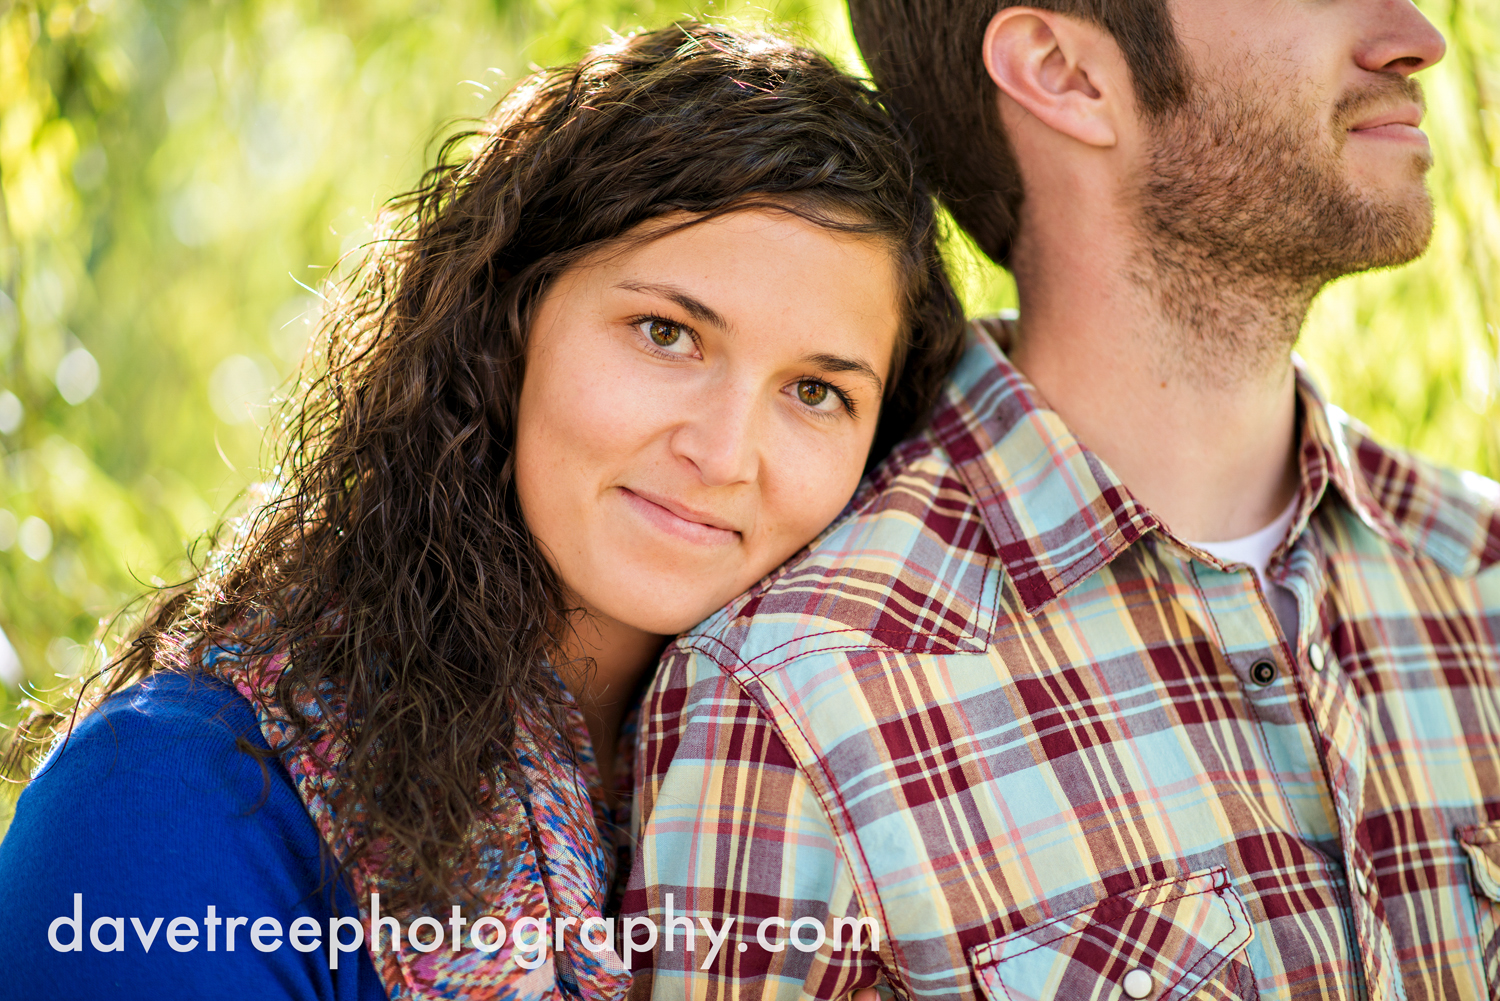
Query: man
624 2 1500 998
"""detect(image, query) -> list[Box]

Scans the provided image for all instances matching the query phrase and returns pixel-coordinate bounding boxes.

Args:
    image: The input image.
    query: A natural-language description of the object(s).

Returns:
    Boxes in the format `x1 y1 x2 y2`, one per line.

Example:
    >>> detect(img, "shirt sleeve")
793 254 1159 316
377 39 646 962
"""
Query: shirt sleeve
0 672 384 1001
623 646 887 1000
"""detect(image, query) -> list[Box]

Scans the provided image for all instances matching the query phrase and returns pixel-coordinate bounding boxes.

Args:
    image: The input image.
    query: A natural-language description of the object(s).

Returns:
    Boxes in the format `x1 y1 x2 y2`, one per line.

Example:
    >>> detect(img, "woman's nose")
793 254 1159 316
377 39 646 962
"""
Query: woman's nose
668 384 762 487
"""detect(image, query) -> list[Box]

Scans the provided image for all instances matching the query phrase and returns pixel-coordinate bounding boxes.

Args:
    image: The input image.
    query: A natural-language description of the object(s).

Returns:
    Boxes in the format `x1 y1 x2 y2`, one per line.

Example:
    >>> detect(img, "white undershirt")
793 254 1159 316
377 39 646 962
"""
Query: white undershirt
1187 494 1301 641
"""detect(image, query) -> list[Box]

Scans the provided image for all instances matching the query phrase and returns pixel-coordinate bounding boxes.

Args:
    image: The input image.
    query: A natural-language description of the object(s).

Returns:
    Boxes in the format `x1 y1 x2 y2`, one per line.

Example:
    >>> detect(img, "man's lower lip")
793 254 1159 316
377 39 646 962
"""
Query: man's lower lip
1349 123 1428 143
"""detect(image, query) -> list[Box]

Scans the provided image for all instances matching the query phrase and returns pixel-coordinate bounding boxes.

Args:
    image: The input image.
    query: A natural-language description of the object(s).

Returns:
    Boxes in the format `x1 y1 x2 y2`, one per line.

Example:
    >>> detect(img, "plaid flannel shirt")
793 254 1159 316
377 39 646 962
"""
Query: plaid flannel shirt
623 322 1500 1001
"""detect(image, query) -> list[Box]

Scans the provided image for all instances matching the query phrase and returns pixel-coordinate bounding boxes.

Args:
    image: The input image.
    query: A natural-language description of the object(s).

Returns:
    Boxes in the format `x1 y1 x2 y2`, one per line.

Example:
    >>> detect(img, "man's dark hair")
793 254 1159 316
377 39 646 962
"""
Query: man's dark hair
849 0 1190 264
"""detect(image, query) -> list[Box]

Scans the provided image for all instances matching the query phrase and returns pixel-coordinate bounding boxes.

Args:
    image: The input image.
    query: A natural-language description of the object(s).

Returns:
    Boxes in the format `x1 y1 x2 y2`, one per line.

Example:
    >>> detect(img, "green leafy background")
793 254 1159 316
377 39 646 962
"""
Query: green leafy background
1 0 1496 827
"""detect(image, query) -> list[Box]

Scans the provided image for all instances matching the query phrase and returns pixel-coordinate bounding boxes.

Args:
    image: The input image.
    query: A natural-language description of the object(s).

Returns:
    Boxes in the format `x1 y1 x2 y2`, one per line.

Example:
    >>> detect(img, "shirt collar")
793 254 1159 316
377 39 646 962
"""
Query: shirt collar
929 321 1410 614
1289 360 1412 557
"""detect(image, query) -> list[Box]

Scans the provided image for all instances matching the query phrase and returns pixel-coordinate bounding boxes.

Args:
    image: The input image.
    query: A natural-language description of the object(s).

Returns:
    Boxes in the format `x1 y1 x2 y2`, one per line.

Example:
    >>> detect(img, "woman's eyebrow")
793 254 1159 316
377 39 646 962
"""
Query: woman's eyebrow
805 352 884 396
615 281 730 331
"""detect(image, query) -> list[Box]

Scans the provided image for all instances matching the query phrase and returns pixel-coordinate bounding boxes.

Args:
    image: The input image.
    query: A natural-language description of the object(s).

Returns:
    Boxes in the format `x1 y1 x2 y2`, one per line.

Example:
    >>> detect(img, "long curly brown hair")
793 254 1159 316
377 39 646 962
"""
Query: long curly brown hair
11 22 966 911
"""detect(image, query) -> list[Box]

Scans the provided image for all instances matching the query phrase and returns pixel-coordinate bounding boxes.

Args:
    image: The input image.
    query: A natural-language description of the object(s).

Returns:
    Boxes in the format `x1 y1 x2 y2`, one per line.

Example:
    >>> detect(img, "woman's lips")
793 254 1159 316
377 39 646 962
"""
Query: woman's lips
618 487 740 546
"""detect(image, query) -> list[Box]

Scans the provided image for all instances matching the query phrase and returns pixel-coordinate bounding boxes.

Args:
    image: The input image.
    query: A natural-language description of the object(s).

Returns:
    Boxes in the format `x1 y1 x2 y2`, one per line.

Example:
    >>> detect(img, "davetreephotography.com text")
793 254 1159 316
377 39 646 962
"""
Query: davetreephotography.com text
46 893 881 970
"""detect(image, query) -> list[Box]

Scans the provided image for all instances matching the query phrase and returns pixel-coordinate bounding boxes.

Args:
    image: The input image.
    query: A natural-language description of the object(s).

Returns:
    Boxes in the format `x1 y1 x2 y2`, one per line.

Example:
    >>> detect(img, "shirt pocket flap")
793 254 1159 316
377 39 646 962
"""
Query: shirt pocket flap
969 867 1256 1001
1458 822 1500 902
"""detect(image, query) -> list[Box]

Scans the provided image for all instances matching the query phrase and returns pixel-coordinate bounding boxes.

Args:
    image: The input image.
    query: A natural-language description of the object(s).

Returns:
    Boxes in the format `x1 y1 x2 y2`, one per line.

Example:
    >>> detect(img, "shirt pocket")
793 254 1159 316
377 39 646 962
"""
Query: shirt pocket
1457 821 1500 992
968 867 1257 1001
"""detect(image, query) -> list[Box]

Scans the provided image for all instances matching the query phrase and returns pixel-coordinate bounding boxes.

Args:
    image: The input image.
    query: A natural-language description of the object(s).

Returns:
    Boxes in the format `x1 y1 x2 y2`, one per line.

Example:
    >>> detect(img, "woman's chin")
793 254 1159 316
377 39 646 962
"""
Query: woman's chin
613 602 728 639
586 576 739 638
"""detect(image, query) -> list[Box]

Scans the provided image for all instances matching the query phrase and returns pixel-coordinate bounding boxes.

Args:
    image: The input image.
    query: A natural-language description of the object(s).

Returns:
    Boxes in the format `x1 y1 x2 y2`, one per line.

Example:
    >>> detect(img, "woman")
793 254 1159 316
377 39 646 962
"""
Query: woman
0 21 964 1000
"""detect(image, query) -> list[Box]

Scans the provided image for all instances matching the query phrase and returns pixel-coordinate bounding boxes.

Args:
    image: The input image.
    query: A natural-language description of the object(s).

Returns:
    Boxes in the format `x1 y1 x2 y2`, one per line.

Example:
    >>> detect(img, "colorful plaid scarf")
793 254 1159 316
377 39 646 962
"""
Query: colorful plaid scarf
204 638 633 1000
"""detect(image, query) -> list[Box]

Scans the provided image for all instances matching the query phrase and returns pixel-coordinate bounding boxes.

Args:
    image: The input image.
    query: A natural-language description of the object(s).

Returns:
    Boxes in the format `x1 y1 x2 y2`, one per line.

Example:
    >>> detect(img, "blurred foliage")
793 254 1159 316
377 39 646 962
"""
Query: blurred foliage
0 0 1495 804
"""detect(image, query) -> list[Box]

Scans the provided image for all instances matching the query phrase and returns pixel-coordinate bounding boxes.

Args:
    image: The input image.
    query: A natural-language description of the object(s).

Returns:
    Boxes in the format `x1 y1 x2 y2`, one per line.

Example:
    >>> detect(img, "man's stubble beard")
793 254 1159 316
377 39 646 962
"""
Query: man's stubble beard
1130 69 1434 383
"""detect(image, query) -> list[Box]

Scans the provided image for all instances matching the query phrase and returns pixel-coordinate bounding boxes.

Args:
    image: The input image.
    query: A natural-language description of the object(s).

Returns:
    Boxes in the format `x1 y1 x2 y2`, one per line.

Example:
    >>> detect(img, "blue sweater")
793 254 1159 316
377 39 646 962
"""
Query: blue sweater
0 672 384 1000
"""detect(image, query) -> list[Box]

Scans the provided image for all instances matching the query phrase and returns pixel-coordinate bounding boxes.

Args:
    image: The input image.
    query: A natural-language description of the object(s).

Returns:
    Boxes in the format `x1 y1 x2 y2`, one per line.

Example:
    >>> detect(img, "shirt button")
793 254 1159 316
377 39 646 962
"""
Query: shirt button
1309 644 1326 671
1354 869 1369 896
1123 968 1154 999
1249 660 1277 686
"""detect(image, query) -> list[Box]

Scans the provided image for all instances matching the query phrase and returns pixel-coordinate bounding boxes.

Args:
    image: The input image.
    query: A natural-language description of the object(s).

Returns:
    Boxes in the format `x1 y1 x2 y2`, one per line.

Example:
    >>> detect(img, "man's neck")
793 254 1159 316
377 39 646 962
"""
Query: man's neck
1005 226 1303 543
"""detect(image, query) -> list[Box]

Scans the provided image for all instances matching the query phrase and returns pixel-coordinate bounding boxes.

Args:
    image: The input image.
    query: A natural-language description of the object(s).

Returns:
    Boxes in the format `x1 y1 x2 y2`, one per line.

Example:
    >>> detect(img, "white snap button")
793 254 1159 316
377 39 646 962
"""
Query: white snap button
1309 644 1326 671
1123 968 1153 999
1354 869 1369 895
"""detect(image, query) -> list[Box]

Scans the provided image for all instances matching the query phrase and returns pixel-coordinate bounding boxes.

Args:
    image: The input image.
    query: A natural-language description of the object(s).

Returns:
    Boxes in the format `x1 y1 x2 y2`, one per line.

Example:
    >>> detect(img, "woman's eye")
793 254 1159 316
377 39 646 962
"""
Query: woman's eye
640 319 693 354
795 380 837 411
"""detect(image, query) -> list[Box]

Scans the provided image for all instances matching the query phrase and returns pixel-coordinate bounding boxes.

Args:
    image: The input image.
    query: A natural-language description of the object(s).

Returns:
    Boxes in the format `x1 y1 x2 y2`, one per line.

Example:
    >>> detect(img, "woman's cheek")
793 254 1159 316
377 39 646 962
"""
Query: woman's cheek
764 421 870 552
557 341 667 458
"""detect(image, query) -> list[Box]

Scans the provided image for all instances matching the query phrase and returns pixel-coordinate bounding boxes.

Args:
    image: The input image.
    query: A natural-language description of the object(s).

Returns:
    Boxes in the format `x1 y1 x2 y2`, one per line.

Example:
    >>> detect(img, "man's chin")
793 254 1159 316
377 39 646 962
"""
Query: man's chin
1323 178 1434 276
1362 195 1433 271
1346 156 1434 199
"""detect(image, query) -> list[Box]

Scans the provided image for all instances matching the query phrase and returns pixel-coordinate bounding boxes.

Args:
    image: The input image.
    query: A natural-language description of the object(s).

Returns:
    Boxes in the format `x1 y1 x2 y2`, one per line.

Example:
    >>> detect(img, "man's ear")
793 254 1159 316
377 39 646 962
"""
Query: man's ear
982 8 1125 148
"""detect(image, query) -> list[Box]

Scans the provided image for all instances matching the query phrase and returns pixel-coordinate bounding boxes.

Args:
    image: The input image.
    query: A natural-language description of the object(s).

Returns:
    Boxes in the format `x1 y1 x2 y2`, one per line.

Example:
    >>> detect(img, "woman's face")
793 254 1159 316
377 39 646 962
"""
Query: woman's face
515 209 902 637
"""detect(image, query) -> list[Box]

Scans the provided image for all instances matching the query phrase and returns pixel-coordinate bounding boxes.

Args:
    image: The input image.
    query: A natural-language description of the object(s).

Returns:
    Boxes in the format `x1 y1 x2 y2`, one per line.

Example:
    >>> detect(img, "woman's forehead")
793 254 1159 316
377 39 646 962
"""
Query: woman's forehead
569 209 903 372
